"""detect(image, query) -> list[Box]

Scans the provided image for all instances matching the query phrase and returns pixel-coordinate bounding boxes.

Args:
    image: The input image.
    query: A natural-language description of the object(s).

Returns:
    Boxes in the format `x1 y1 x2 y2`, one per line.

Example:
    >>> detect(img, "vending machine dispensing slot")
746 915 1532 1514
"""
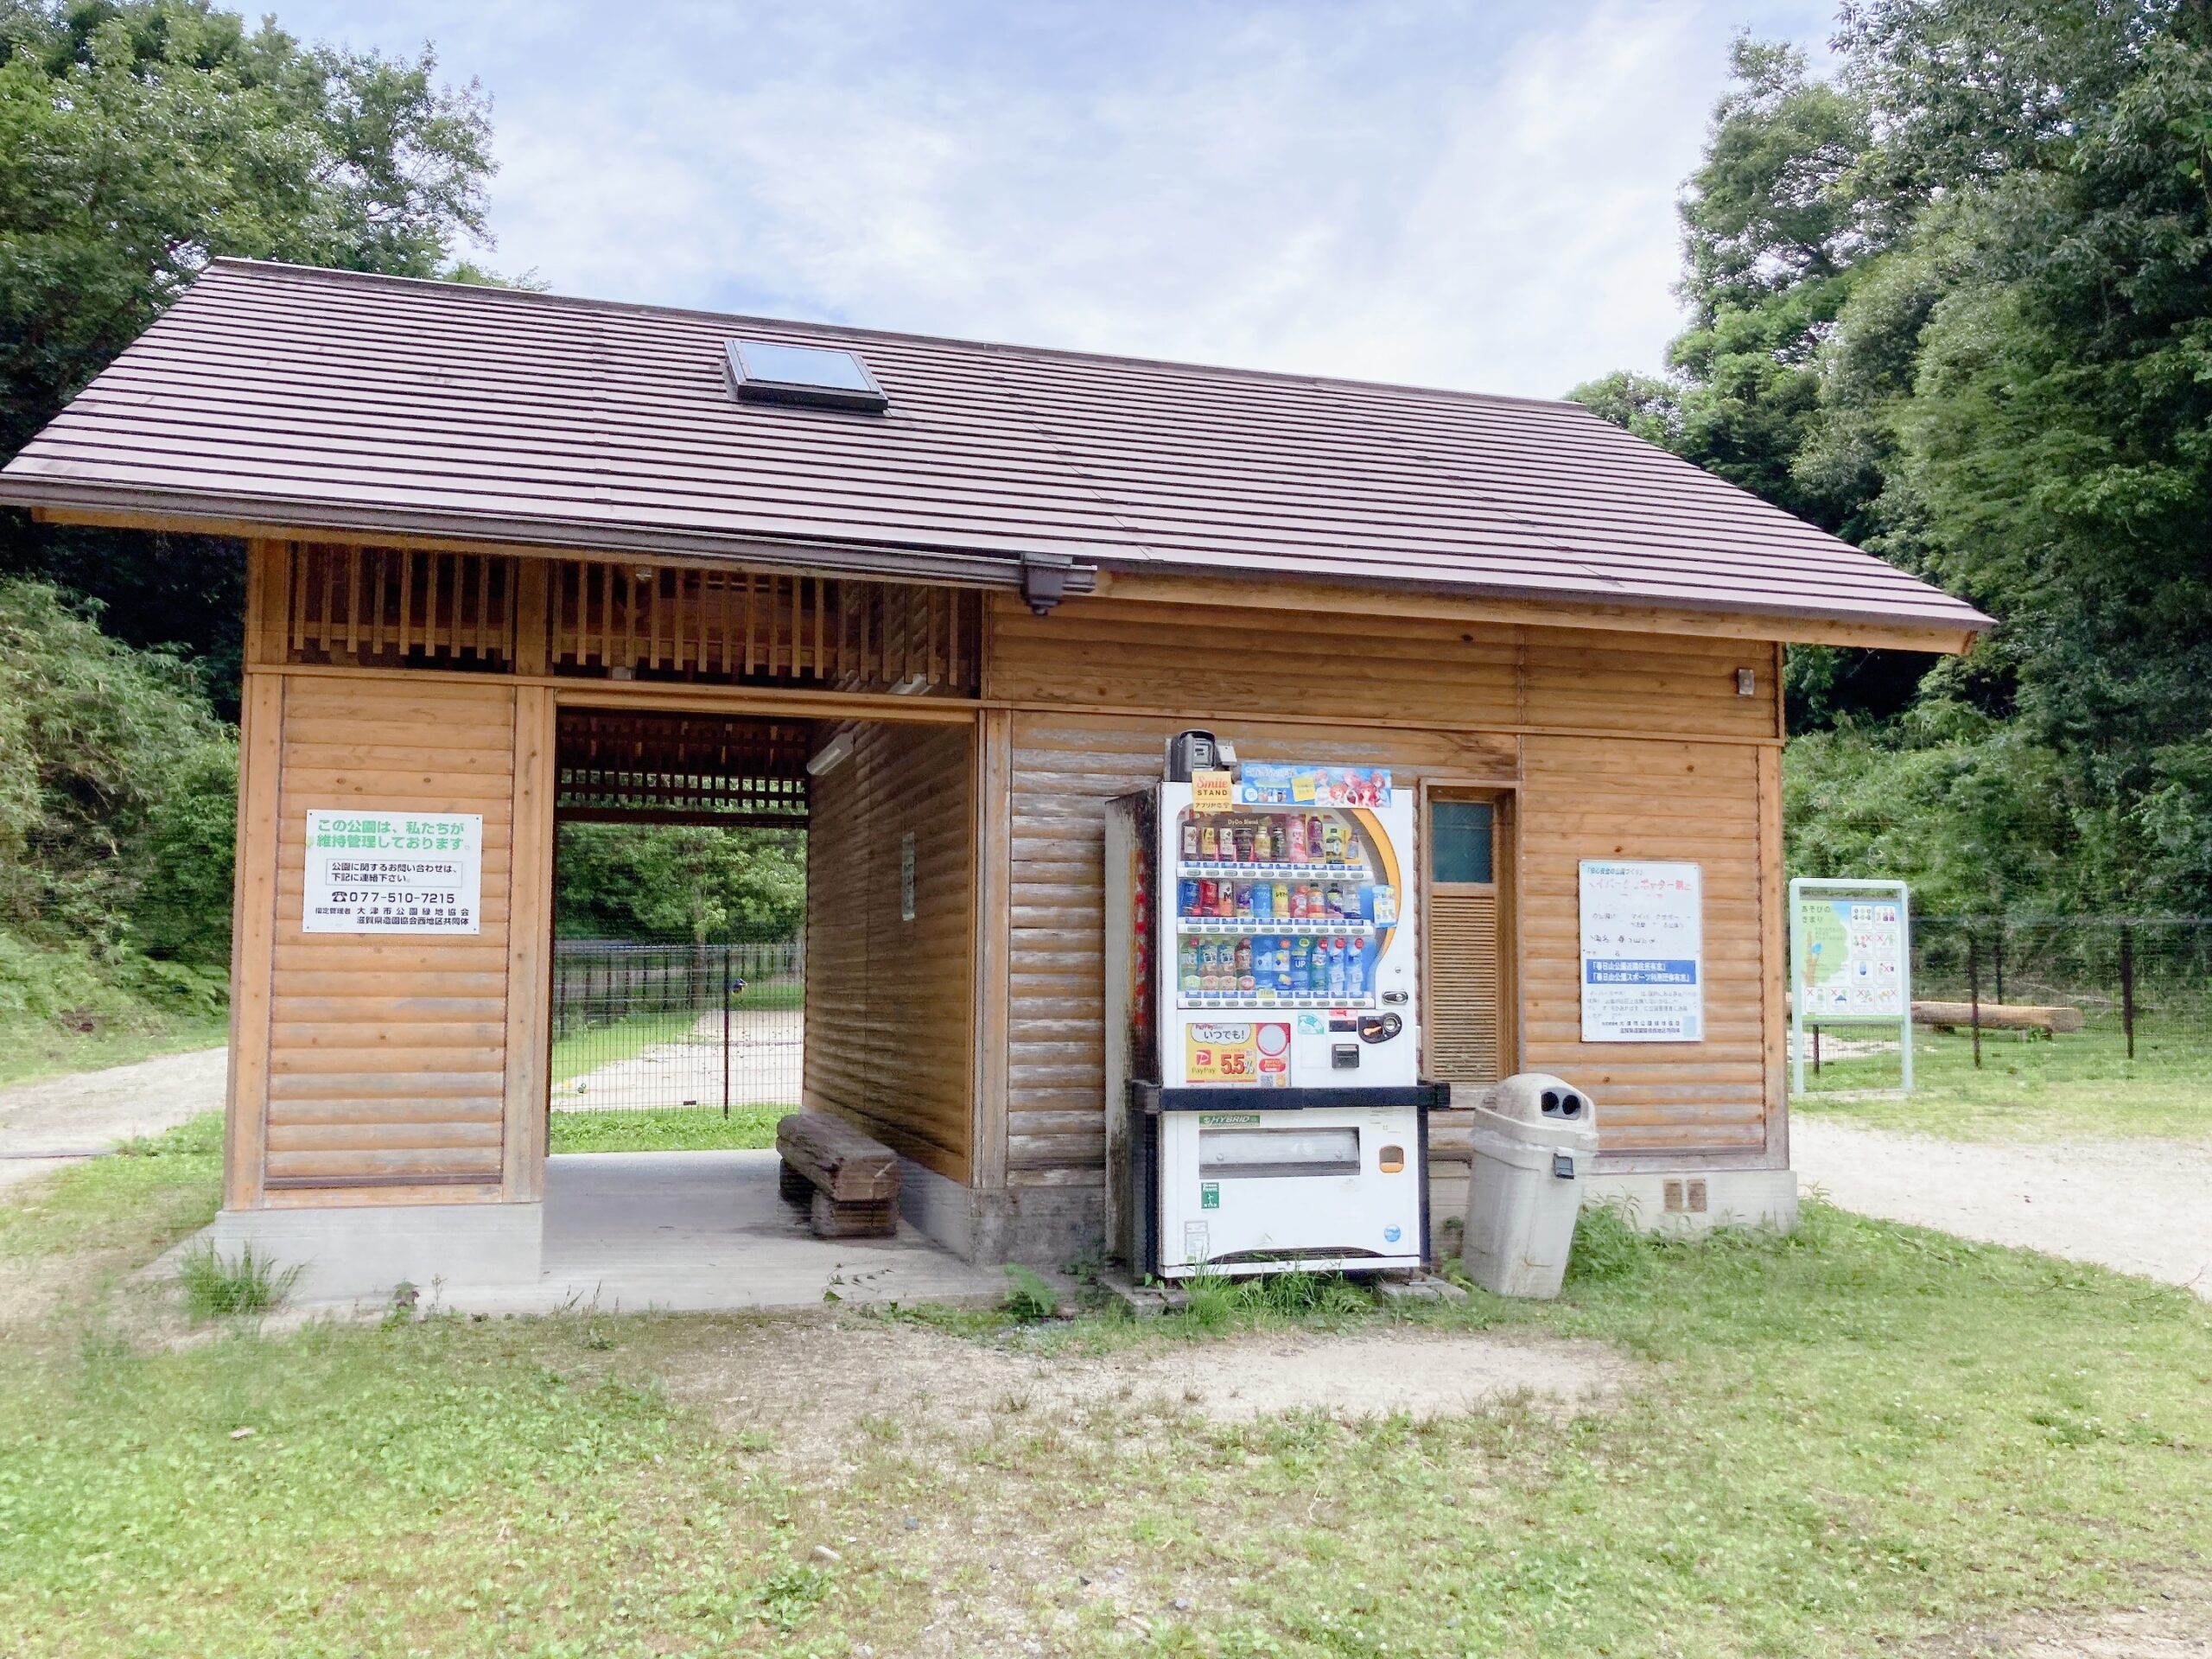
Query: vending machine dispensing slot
1103 734 1450 1280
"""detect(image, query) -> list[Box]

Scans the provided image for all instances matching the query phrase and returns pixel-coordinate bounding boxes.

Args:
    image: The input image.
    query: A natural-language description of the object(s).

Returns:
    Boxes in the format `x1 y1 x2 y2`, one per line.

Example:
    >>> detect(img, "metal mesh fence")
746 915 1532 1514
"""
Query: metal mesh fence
550 939 803 1116
1910 916 2212 1058
1796 915 2212 1082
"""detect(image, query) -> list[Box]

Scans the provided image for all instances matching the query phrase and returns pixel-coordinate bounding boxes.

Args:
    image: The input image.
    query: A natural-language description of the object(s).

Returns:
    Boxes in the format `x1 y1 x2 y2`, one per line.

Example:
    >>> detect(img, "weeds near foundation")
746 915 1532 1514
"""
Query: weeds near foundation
1001 1262 1060 1320
177 1242 301 1320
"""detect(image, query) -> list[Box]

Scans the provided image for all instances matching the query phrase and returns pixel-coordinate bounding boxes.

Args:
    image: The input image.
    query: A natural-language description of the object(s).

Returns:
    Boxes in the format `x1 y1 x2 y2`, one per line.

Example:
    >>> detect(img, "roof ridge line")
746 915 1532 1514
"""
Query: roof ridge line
199 257 1599 415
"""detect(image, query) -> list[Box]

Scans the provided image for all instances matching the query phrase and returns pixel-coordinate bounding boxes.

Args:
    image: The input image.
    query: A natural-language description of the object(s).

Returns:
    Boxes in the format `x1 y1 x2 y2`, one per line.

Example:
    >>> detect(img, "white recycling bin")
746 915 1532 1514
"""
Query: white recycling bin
1461 1073 1599 1299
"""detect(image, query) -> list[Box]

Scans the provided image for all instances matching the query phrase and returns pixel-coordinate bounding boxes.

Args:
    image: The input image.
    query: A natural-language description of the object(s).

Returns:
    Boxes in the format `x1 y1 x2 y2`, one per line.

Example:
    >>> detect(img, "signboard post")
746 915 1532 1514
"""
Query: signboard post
1788 877 1912 1096
1578 861 1703 1042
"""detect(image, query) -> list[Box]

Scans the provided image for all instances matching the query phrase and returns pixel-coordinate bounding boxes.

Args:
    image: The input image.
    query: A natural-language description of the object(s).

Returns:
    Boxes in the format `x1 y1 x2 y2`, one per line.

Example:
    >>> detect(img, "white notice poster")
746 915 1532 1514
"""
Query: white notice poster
303 810 483 934
1579 860 1702 1042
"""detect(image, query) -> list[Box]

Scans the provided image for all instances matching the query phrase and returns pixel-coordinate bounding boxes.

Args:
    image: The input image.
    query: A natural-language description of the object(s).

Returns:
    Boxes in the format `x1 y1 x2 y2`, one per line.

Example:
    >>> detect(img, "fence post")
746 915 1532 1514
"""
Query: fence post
1968 930 1983 1070
2120 922 2137 1061
1811 1026 1821 1075
722 942 734 1118
1993 927 2005 1005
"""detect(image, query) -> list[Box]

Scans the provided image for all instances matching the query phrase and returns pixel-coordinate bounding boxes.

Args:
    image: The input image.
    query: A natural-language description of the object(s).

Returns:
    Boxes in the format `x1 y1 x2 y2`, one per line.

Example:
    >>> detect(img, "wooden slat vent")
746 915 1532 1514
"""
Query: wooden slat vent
550 563 979 696
556 709 812 826
1427 892 1503 1086
288 543 516 669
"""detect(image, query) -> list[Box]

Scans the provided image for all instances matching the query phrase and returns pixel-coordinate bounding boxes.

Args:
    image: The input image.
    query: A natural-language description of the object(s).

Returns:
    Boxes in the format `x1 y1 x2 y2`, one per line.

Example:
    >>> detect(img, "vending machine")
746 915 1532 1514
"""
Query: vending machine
1104 731 1447 1279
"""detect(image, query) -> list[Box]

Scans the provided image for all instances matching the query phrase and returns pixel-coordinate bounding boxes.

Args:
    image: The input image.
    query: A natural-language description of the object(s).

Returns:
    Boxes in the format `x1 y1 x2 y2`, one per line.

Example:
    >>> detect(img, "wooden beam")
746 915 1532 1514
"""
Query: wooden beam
1097 570 1985 654
224 671 284 1210
503 684 556 1203
970 706 1013 1201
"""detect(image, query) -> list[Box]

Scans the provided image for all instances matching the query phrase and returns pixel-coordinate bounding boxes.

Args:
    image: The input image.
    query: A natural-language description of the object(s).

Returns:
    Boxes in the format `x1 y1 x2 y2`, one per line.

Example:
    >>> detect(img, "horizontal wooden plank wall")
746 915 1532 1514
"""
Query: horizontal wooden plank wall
1517 736 1767 1156
989 595 1777 742
989 589 1784 1216
804 721 976 1180
261 675 518 1205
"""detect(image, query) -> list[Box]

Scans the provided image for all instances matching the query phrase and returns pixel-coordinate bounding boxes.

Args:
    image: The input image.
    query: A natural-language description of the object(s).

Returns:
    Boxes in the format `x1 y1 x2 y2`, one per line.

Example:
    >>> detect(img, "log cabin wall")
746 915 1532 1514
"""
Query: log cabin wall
982 592 1784 1253
803 721 977 1184
235 671 540 1208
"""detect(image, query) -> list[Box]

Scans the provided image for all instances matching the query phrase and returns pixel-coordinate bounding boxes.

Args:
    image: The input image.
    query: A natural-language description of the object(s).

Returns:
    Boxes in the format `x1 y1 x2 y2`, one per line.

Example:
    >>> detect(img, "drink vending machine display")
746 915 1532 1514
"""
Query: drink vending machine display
1103 734 1448 1280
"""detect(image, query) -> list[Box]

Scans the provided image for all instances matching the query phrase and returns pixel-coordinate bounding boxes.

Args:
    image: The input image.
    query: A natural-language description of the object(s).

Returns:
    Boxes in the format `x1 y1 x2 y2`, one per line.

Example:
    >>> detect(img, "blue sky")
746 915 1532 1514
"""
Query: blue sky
273 1 1839 398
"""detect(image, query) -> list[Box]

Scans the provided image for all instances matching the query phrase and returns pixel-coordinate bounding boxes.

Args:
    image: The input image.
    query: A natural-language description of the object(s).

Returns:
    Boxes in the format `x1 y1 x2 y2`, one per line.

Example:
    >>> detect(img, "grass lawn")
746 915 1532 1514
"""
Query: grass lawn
550 1103 785 1153
0 1011 230 1090
3 1120 2210 1655
1794 1022 2212 1141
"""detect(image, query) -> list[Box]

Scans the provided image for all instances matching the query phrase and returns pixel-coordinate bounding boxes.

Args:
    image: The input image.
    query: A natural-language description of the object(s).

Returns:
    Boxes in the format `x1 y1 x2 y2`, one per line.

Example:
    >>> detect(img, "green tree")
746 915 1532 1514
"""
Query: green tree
1577 2 2212 914
555 825 807 945
0 0 499 706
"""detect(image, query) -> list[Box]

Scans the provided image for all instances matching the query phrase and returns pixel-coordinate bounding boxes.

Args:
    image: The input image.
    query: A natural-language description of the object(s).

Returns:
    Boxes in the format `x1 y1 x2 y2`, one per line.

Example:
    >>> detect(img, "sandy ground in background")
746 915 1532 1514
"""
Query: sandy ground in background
1794 1116 2212 1300
552 1008 803 1113
0 1047 226 1193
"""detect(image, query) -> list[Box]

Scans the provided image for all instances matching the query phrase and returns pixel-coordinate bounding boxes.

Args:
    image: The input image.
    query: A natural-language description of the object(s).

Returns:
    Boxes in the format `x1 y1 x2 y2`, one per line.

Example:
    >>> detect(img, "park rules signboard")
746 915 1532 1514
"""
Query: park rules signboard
303 810 483 934
1579 860 1703 1042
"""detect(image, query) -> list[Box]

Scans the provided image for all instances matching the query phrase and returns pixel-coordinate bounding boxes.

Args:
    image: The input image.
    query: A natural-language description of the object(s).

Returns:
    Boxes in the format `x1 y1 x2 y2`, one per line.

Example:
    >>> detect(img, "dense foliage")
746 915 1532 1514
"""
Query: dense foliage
0 0 499 708
555 823 806 944
1573 0 2212 915
0 577 234 1027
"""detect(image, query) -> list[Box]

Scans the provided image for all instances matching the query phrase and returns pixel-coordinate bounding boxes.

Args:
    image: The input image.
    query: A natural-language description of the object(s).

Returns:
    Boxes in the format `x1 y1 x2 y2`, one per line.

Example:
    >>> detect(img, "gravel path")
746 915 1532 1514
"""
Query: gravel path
0 1047 226 1194
1794 1116 2212 1300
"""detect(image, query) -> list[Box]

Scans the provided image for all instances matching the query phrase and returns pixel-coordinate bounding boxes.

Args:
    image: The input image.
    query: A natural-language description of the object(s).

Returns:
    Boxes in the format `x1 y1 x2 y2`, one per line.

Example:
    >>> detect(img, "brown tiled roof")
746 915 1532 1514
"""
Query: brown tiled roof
0 259 1990 638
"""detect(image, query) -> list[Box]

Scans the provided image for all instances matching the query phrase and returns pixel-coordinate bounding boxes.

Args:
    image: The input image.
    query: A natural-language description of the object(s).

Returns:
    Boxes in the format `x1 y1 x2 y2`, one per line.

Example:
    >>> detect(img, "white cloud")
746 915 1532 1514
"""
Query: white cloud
272 0 1840 396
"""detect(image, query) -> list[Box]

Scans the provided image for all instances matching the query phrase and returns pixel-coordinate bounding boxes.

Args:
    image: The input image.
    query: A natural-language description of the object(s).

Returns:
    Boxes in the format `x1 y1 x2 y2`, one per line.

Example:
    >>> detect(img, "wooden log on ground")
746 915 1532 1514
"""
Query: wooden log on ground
810 1192 899 1237
776 1111 901 1202
776 1110 900 1237
1911 1000 2085 1034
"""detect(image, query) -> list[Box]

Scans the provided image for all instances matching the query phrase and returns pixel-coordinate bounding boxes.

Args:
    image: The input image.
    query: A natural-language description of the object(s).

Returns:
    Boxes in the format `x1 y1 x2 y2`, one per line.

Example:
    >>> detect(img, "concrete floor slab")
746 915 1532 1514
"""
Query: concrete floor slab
200 1149 1009 1319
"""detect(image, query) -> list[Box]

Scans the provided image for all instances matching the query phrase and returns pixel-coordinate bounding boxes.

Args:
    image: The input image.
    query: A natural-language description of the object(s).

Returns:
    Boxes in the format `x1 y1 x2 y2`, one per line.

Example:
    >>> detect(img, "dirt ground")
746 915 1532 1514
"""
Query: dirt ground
0 1046 226 1193
1794 1117 2212 1300
655 1313 1632 1471
1921 1582 2212 1656
552 1008 802 1112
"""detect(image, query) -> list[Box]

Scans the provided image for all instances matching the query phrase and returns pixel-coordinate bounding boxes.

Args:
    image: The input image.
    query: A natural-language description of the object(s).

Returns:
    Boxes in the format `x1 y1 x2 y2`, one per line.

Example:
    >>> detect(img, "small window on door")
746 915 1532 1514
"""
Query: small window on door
1426 795 1510 1088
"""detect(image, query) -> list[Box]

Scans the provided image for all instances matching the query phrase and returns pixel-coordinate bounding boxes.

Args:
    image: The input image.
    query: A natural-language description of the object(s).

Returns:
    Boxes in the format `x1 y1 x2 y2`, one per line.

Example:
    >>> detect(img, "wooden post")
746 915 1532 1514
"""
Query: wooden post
1811 1025 1821 1075
1968 931 1983 1070
503 683 556 1203
2120 923 2137 1061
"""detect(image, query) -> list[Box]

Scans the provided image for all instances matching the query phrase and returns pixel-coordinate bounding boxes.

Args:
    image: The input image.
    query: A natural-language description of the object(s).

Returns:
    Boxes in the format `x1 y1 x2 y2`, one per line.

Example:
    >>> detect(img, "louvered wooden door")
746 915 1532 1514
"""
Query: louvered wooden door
1424 794 1512 1088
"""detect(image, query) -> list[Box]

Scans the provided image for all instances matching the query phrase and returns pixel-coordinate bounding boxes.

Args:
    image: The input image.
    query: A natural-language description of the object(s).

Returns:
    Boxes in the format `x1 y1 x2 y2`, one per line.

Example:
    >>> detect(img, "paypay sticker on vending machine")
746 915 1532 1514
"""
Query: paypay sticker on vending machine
1103 734 1449 1279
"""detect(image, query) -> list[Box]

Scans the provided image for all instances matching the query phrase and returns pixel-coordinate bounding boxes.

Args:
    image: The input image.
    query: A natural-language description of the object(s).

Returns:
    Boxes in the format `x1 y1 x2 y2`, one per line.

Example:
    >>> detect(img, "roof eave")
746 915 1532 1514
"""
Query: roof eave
4 476 1103 598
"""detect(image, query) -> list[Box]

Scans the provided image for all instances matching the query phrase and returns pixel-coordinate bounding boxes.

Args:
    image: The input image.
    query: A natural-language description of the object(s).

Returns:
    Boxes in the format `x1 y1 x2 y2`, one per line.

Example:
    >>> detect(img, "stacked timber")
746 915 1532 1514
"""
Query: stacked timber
776 1111 901 1238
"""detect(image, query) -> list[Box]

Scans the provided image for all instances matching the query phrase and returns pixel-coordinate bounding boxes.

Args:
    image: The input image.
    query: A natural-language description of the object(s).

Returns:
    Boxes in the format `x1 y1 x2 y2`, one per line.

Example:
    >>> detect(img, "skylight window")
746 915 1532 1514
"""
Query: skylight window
724 339 888 411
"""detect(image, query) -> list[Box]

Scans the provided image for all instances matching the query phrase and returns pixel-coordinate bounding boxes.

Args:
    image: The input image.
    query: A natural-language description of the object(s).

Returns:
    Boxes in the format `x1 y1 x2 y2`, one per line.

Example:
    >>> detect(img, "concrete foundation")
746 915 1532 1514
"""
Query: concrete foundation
1583 1166 1800 1236
207 1198 544 1306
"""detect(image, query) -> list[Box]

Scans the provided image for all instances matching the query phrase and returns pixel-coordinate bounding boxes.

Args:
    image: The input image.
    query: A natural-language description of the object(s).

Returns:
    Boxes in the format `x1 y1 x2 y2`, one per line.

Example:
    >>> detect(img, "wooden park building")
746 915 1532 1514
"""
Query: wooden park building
0 261 1990 1289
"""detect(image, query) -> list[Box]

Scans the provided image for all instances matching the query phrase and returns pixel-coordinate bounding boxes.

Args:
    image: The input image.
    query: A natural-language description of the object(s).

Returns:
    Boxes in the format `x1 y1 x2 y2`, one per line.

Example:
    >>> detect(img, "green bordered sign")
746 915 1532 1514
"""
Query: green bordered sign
1788 876 1913 1097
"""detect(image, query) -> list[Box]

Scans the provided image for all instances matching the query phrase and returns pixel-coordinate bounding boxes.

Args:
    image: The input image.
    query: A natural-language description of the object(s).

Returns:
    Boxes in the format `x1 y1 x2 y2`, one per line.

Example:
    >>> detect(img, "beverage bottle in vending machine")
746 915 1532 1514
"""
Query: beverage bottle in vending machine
1178 879 1198 916
1289 935 1311 989
1274 938 1294 994
1309 943 1330 995
1273 822 1290 861
1216 880 1236 918
1325 882 1344 918
1287 815 1307 862
1234 938 1255 992
1306 816 1325 863
1182 820 1199 859
1324 823 1345 863
1273 880 1290 917
1288 883 1307 919
1233 881 1252 918
1179 941 1199 993
1345 945 1366 998
1326 938 1347 997
1235 824 1256 862
1202 942 1223 992
1251 880 1273 920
